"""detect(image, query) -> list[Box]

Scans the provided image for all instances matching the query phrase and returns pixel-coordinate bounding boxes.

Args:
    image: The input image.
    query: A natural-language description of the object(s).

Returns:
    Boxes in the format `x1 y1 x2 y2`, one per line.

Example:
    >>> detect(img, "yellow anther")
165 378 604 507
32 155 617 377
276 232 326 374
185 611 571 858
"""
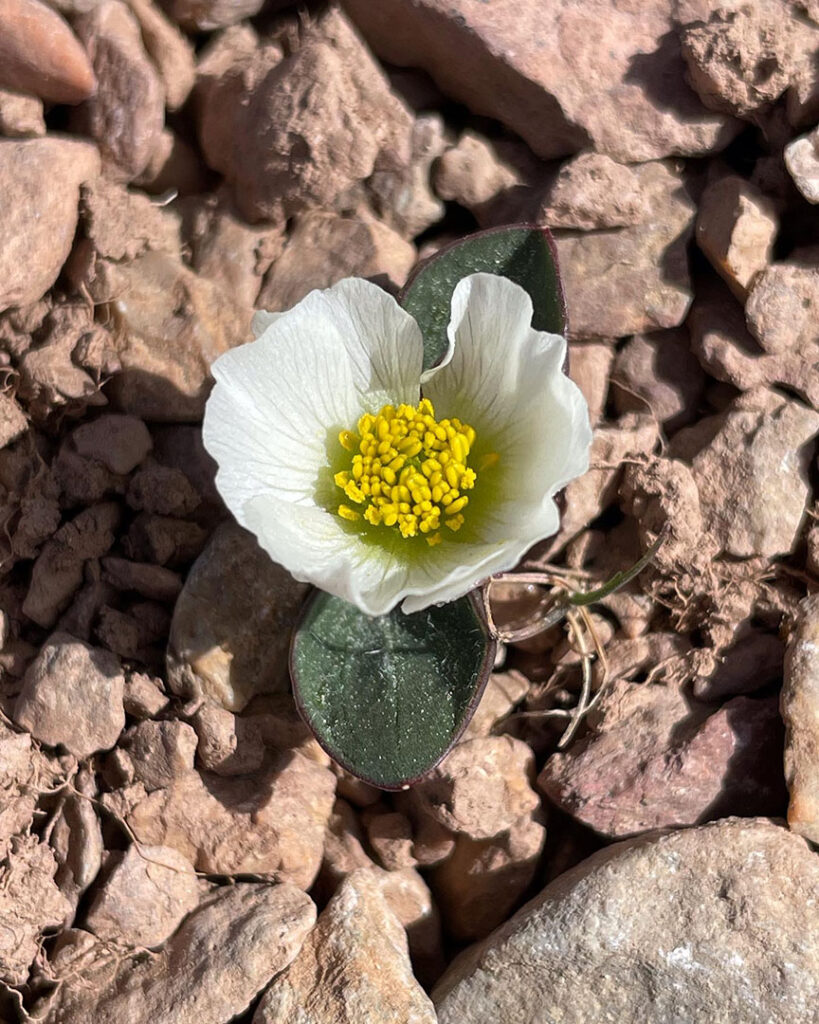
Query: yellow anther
333 399 492 542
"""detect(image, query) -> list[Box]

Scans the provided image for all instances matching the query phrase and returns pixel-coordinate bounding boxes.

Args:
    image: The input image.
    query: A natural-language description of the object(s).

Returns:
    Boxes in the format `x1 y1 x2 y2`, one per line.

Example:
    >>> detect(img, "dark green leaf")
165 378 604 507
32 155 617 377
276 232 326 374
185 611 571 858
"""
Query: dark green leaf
401 224 566 371
290 591 495 789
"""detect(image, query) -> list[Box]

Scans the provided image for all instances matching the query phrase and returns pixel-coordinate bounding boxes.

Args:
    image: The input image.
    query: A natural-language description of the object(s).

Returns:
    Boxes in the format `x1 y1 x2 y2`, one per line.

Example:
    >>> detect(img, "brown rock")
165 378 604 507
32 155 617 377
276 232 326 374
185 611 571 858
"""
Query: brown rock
191 704 265 776
254 869 436 1024
432 130 523 224
695 174 778 300
782 593 819 843
14 632 125 758
124 753 335 887
124 513 208 566
73 0 165 181
0 391 27 448
546 413 659 554
50 766 103 908
785 126 819 203
123 719 197 791
49 882 316 1024
0 86 44 136
612 329 705 431
681 1 819 118
745 262 819 355
23 502 120 627
0 835 72 985
433 819 819 1024
539 681 785 838
539 152 648 230
71 413 152 474
183 192 285 311
313 797 374 904
363 112 448 238
123 671 168 718
160 0 266 32
688 274 819 408
408 736 540 841
344 0 737 161
431 812 545 941
555 161 696 340
462 670 530 740
0 0 96 103
167 522 308 712
127 0 194 110
691 388 819 557
86 842 198 947
79 176 181 266
197 9 413 223
257 211 416 312
378 867 445 988
104 252 249 422
566 341 613 428
102 556 182 602
126 462 200 517
0 137 100 312
365 811 417 872
0 719 66 853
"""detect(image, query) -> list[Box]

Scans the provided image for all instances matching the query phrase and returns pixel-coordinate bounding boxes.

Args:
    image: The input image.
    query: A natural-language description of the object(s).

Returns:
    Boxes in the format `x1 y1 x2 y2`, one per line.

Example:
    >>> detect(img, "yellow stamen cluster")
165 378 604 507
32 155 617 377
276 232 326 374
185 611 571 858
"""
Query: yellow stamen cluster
334 398 482 546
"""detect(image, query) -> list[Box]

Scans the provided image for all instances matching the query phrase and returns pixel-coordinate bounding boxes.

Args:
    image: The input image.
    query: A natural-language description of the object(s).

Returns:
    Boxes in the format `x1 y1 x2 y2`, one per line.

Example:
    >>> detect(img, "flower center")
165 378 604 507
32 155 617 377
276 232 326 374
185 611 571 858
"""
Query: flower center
334 398 492 546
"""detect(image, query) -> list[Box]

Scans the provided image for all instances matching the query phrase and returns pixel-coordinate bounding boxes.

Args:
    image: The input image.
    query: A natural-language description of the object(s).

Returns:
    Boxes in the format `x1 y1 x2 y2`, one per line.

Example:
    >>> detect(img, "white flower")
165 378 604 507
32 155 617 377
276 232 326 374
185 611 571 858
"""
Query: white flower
202 272 591 616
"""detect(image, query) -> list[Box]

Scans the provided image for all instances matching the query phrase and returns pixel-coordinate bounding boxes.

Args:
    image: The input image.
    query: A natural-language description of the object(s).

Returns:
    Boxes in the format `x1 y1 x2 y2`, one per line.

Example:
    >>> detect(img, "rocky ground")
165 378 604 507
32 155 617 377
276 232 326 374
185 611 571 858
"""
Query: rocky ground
1 0 819 1021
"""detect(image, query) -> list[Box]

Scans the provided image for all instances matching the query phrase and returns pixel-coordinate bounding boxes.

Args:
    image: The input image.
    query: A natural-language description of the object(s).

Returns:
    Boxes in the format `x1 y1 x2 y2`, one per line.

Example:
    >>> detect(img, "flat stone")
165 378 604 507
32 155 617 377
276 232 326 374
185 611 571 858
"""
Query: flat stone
254 869 436 1024
695 174 778 299
161 0 266 31
128 0 195 111
0 138 100 312
104 251 249 422
555 161 696 340
85 842 198 947
785 126 819 203
71 414 152 474
14 632 125 759
122 671 169 718
431 812 546 941
539 152 648 230
566 342 614 428
432 130 523 224
407 736 540 841
343 0 737 161
257 211 415 312
49 882 316 1024
782 593 819 843
50 766 103 909
123 753 335 888
167 522 309 712
690 388 819 557
191 704 265 776
72 1 165 181
433 819 819 1024
539 680 785 837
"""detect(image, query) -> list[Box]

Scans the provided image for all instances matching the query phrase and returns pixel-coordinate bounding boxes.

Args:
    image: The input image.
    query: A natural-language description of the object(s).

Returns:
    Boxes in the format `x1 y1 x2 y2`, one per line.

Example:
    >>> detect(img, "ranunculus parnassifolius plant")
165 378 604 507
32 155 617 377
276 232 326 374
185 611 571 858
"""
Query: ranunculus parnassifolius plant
202 272 592 616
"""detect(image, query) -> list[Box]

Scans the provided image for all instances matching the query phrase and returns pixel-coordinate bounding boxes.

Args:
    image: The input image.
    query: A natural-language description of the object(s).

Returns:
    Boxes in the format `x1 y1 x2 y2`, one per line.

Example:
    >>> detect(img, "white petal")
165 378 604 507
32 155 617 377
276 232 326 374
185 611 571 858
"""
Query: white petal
243 492 411 617
251 310 285 337
203 278 425 528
